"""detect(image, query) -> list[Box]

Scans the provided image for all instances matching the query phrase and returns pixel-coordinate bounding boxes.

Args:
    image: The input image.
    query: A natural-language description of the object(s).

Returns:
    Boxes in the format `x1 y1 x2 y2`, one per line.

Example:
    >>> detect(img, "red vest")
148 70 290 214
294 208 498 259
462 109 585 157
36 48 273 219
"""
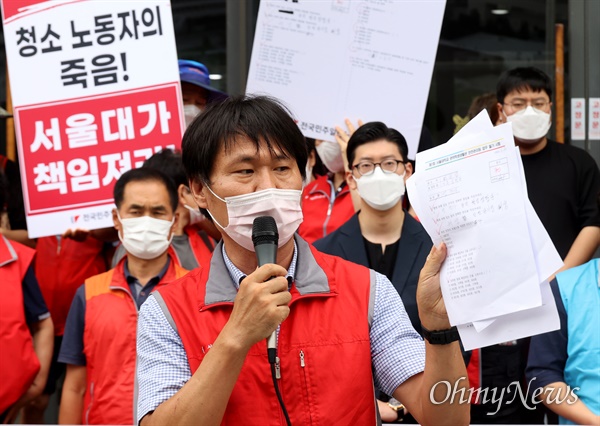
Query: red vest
298 175 355 244
170 225 215 269
0 237 40 413
157 238 377 425
82 256 187 425
35 236 107 336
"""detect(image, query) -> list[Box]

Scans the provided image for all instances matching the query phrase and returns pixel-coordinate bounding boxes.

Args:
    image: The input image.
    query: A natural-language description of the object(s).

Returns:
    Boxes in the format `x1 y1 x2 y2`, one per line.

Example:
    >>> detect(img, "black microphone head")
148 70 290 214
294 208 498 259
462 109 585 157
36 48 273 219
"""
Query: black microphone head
252 216 279 247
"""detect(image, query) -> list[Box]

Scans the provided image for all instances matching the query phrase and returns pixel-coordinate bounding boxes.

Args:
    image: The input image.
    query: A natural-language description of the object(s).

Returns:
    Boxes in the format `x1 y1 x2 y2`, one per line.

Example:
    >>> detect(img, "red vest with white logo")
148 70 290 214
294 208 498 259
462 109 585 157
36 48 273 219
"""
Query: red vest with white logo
0 236 40 413
35 235 107 336
82 256 187 425
156 237 377 425
298 175 355 244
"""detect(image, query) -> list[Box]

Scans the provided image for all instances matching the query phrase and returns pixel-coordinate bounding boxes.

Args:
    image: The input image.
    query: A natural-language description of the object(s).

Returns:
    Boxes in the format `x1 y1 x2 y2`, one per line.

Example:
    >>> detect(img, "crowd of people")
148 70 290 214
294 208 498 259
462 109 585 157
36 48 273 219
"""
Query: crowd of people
1 61 598 426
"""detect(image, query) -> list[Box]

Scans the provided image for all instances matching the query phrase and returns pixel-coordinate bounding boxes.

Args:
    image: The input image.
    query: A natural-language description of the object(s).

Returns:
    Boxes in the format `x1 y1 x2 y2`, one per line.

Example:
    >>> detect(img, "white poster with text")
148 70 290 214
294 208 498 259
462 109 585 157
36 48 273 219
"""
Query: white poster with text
2 0 184 237
246 0 446 159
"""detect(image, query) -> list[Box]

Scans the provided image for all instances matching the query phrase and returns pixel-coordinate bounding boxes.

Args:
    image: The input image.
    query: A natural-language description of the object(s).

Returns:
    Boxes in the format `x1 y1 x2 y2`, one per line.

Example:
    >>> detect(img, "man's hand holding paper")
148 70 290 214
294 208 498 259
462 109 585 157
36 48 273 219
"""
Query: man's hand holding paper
407 110 562 350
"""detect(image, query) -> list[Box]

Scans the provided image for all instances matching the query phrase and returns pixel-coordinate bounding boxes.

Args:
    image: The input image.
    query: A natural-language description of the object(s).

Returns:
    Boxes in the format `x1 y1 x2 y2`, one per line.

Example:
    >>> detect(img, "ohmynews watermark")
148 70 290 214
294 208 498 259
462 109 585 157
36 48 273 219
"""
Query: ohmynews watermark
430 377 579 416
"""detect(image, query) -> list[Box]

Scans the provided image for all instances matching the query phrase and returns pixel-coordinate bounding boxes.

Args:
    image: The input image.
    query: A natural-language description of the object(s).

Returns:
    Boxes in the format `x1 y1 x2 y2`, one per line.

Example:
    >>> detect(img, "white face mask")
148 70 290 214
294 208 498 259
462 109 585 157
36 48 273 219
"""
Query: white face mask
356 167 405 211
505 106 551 143
184 104 203 128
204 187 304 252
303 163 313 188
315 140 345 173
118 213 174 260
184 204 205 225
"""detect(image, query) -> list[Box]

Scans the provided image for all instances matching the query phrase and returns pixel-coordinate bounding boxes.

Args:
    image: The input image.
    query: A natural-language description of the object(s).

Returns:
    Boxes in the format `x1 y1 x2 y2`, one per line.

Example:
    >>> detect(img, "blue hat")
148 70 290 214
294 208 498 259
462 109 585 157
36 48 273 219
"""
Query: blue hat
178 59 227 102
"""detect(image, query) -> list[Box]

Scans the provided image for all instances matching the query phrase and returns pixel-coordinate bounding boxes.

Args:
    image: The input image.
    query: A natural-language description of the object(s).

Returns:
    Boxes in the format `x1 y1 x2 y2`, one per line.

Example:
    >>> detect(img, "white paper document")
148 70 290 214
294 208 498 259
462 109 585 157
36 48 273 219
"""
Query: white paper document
246 0 446 158
458 281 560 351
407 110 562 348
410 123 540 325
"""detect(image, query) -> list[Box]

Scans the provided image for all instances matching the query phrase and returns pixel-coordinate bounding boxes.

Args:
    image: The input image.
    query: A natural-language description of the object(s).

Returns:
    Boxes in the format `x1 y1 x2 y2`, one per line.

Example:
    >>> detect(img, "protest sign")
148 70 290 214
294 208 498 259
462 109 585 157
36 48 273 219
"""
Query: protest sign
2 0 183 237
246 0 446 158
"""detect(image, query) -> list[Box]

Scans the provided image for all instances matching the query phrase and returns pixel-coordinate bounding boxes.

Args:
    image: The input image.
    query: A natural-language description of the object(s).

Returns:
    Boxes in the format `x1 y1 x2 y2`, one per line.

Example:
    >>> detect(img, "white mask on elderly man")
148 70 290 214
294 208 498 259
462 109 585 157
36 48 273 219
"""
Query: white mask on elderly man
118 212 174 260
184 104 203 128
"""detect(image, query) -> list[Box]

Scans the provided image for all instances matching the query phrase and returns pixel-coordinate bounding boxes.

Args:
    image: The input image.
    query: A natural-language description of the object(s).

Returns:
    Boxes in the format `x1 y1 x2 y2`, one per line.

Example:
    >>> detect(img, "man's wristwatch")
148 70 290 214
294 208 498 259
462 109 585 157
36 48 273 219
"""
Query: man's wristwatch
421 325 460 345
387 399 405 423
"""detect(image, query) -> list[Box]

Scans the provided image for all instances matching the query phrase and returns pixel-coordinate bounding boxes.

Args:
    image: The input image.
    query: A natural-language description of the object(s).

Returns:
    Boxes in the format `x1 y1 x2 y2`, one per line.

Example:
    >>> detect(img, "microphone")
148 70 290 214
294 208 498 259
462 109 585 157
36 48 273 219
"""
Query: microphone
252 216 279 362
252 217 292 426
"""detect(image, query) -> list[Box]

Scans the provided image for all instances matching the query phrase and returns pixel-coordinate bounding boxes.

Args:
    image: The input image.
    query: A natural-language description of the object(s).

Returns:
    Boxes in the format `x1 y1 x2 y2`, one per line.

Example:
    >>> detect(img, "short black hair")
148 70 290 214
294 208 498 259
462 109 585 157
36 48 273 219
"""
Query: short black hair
346 122 409 168
182 95 307 184
113 168 178 212
143 148 186 187
496 67 553 104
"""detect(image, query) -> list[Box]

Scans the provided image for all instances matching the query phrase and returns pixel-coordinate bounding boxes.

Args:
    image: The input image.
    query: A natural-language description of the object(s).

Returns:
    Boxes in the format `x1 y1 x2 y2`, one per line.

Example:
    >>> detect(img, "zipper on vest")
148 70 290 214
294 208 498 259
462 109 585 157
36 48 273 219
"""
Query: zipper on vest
275 356 281 379
299 349 314 423
85 381 95 424
110 285 139 313
322 197 334 238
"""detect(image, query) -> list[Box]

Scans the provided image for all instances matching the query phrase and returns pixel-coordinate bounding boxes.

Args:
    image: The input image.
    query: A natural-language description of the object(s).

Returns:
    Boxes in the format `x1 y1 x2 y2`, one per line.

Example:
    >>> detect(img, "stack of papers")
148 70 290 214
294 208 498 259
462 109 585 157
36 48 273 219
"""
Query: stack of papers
406 110 562 350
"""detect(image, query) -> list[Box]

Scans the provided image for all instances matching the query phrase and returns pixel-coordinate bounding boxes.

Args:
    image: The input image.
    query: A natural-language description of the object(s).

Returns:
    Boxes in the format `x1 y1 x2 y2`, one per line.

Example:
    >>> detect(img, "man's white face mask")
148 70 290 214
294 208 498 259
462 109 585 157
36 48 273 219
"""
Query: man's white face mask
184 104 203 128
117 212 174 260
184 204 205 225
315 140 345 173
355 167 405 211
504 106 551 143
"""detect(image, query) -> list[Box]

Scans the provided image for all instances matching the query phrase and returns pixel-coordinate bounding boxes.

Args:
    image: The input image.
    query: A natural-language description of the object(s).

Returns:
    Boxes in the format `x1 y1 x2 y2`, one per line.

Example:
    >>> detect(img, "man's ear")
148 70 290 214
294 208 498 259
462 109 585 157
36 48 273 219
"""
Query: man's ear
497 102 505 123
308 150 317 168
189 178 208 209
178 183 188 206
404 161 413 180
346 170 357 191
112 208 121 234
171 211 180 235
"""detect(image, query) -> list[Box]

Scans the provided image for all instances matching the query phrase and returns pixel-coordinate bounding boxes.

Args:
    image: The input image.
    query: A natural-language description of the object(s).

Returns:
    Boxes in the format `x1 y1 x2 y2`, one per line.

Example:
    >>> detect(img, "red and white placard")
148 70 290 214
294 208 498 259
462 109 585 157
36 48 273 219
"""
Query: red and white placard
571 98 586 141
1 0 184 237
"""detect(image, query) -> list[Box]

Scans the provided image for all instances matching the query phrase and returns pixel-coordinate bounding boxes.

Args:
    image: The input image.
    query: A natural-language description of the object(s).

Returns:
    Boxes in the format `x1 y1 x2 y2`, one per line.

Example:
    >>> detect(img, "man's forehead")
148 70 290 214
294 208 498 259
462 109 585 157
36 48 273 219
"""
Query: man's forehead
182 82 208 97
221 136 292 159
356 139 402 156
506 87 549 99
122 180 170 202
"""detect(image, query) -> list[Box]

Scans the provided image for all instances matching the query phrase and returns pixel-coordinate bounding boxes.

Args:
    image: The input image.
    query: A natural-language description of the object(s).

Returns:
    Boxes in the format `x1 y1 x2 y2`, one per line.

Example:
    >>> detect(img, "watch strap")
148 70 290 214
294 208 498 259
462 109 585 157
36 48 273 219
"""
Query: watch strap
421 325 460 345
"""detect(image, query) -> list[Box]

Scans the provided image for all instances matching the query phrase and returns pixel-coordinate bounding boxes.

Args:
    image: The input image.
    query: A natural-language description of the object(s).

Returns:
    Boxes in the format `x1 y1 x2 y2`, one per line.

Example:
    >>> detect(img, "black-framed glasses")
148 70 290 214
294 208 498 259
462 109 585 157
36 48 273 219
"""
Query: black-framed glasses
352 159 405 176
503 100 550 112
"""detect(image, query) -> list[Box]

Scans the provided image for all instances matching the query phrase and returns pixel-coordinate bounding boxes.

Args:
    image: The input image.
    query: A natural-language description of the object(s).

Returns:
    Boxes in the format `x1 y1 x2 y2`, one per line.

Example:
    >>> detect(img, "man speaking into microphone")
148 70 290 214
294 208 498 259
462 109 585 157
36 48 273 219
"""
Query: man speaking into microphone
135 95 469 426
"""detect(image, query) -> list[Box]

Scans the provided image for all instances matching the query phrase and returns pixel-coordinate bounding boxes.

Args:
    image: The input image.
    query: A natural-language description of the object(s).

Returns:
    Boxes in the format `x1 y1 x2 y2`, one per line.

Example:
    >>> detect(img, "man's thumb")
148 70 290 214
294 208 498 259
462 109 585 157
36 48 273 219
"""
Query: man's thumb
421 242 447 277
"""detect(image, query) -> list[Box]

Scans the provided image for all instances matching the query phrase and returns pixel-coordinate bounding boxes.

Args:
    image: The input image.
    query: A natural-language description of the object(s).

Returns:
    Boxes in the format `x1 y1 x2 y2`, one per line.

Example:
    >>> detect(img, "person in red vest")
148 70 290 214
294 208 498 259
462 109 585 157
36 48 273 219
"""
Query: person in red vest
24 226 109 422
57 168 188 425
111 149 218 270
0 170 53 423
298 122 361 244
135 95 470 425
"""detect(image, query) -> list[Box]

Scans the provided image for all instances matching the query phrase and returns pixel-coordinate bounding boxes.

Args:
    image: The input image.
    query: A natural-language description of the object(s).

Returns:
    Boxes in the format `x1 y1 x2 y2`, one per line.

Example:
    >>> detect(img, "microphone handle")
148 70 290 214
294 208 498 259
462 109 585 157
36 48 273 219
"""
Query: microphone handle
254 243 278 268
254 243 279 354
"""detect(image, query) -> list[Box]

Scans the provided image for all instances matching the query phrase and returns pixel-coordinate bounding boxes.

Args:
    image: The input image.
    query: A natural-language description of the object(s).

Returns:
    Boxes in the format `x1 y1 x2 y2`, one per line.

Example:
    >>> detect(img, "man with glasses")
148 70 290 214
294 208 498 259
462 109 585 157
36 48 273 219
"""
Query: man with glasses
314 121 433 423
496 67 600 271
